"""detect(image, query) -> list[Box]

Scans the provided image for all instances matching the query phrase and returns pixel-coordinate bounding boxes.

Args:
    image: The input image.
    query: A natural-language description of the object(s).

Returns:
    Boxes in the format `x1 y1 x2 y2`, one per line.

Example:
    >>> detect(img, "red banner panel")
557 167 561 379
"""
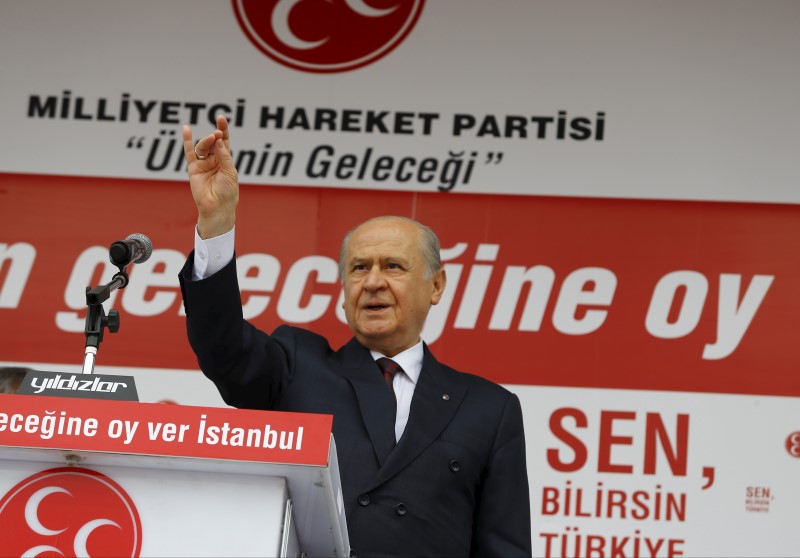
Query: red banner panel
0 393 332 465
1 173 798 396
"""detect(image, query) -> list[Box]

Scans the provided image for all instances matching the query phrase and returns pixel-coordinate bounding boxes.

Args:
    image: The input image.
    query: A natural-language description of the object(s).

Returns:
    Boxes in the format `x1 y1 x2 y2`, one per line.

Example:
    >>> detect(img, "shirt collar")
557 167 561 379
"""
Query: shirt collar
370 341 423 385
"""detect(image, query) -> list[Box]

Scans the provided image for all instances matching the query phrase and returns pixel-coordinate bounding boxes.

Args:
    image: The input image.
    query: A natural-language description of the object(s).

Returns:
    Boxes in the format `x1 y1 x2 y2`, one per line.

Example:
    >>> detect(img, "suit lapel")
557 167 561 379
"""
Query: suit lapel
339 339 397 466
370 346 467 489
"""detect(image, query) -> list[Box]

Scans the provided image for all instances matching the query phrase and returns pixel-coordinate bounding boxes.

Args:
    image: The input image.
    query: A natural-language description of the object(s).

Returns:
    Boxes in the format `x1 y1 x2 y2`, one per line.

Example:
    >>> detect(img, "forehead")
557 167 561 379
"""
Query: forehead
346 219 420 259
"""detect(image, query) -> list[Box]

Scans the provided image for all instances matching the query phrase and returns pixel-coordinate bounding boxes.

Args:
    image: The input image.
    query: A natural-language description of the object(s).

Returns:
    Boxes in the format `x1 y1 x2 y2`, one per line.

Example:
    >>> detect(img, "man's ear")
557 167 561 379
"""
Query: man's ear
430 269 446 305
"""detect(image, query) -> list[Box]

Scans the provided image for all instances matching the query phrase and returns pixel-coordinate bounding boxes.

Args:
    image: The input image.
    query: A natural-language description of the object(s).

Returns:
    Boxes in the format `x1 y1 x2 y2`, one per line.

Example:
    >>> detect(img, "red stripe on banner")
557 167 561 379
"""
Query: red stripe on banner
0 393 332 465
1 173 798 396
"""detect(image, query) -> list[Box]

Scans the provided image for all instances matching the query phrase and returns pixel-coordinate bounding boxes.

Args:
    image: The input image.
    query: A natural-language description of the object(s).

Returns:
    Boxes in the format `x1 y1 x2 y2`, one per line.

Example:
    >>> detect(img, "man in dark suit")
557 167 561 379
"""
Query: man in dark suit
179 116 531 557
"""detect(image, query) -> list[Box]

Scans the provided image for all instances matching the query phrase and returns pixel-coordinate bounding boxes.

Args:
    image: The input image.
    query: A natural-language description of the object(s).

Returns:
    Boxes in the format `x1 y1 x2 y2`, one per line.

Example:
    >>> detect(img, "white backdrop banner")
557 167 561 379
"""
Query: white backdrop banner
0 0 798 202
1 1 799 556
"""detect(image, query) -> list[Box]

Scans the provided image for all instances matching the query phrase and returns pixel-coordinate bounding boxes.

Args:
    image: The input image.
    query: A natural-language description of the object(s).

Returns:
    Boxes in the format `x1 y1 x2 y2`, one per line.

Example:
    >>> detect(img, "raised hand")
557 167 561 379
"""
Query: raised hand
183 114 239 239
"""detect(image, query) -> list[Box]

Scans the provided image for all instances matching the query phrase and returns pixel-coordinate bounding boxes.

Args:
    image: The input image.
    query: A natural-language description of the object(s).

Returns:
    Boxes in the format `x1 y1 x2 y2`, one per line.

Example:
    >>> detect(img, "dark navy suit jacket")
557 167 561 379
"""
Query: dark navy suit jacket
179 255 532 557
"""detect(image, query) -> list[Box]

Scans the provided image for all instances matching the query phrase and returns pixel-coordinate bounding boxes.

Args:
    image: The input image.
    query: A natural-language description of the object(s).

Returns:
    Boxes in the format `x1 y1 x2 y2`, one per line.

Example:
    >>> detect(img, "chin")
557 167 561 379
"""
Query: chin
357 329 396 347
359 330 392 343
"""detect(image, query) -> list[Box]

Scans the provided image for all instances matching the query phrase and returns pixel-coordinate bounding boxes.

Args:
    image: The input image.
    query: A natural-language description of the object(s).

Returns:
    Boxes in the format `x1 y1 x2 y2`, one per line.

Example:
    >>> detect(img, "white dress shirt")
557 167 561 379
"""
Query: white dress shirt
192 226 420 441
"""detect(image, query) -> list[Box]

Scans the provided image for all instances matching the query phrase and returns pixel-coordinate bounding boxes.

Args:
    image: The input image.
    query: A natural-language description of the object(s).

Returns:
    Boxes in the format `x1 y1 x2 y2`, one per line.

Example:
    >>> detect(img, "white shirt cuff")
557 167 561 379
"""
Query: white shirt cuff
192 226 235 280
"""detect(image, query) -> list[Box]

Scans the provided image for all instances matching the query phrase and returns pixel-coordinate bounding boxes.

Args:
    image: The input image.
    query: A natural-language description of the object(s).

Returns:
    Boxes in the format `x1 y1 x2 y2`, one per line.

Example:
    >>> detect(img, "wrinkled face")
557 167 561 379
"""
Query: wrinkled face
342 218 446 357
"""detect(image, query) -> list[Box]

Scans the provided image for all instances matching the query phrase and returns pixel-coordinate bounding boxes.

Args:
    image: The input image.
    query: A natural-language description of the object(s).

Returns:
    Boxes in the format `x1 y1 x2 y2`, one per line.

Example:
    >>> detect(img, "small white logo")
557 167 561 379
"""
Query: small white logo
29 374 128 394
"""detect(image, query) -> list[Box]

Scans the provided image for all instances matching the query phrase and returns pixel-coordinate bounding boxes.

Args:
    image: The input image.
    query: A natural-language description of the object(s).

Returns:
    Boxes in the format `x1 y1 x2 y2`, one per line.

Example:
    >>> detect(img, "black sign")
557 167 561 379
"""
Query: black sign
17 370 139 402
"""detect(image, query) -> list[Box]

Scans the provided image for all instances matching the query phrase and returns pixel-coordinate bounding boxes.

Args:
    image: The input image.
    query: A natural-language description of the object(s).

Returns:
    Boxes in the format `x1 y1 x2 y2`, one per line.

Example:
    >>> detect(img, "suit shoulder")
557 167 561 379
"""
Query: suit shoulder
269 324 341 366
273 324 332 347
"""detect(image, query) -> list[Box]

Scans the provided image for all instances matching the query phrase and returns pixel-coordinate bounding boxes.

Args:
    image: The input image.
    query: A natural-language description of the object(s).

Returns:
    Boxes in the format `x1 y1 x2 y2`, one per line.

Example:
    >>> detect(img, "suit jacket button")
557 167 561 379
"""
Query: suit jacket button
358 494 370 506
395 503 407 516
449 459 461 472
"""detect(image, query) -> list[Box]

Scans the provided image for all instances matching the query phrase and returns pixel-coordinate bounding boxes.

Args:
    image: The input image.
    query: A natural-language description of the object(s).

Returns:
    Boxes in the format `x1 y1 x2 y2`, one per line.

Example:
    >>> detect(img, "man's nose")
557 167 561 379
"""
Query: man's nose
363 266 386 290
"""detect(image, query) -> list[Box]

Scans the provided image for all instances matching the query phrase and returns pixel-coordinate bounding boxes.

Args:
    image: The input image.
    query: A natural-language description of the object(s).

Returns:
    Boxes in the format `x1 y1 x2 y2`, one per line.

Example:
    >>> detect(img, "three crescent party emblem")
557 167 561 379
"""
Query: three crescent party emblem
0 467 142 557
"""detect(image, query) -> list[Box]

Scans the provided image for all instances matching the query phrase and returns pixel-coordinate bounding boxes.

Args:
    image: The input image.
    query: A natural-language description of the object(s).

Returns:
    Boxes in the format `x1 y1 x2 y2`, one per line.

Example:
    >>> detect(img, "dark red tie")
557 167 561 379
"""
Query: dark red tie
376 357 400 404
377 358 403 446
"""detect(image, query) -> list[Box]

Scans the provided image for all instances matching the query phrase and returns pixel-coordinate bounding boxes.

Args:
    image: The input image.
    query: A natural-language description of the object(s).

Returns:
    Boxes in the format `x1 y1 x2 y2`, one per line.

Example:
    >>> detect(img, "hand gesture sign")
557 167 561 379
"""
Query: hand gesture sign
183 114 239 239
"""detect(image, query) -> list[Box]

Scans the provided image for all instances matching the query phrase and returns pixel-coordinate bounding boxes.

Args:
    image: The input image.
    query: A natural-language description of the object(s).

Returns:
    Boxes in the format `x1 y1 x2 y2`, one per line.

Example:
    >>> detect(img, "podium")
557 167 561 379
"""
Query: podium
0 393 350 557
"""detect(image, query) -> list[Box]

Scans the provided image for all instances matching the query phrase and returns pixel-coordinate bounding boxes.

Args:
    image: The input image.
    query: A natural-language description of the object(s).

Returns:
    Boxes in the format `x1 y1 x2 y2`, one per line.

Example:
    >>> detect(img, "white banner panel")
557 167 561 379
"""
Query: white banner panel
517 385 800 558
0 0 798 202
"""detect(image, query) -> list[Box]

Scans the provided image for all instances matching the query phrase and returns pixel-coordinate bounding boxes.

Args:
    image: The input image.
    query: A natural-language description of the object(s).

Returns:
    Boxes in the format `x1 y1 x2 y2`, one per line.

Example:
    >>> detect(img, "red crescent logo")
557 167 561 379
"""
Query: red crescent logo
232 0 425 73
786 431 800 458
0 467 142 557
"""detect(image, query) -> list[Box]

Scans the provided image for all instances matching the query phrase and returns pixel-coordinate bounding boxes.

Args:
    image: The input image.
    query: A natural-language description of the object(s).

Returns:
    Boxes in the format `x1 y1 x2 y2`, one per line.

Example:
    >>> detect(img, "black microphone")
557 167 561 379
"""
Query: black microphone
109 233 153 267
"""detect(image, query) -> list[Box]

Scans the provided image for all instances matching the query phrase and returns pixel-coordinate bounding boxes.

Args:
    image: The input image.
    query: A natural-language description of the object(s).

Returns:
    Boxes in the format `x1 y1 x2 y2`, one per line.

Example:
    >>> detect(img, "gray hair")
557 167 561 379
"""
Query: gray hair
338 216 442 281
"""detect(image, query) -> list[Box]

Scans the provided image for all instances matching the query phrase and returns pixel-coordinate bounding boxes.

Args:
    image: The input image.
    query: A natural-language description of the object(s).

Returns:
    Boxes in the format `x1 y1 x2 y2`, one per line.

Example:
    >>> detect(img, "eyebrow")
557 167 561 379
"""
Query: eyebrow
348 256 410 266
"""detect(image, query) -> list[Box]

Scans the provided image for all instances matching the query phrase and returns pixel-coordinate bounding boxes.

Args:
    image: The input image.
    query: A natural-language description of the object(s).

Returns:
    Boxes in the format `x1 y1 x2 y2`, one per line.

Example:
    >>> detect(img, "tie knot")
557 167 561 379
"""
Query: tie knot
376 357 401 378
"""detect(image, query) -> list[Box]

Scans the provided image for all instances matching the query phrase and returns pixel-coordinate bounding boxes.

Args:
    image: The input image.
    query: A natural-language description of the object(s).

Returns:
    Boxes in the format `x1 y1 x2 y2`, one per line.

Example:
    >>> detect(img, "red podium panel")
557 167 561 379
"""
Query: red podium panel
0 394 349 557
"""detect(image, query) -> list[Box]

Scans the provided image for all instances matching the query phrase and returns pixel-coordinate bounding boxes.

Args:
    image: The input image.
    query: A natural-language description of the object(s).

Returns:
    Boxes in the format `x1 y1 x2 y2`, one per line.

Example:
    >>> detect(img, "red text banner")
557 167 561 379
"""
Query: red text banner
1 172 798 397
0 393 332 466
